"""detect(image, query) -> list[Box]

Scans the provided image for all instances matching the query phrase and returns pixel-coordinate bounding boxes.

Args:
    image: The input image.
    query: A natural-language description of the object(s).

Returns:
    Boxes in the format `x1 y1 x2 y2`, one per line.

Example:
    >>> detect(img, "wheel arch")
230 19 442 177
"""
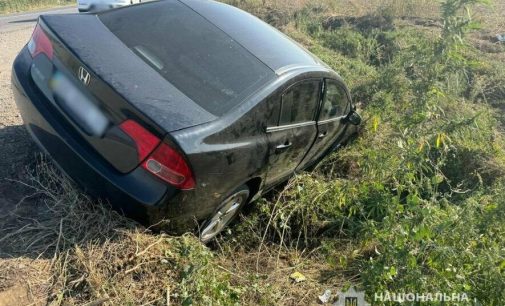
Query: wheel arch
244 176 262 202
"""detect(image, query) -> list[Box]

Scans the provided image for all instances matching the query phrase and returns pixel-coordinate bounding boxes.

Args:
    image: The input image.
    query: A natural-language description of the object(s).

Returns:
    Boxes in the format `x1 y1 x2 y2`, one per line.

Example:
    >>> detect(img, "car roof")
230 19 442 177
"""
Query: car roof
179 0 327 75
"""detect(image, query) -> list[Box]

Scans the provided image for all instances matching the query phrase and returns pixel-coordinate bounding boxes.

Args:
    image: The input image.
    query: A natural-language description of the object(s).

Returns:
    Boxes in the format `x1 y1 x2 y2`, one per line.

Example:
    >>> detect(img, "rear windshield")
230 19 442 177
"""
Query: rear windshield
99 0 274 116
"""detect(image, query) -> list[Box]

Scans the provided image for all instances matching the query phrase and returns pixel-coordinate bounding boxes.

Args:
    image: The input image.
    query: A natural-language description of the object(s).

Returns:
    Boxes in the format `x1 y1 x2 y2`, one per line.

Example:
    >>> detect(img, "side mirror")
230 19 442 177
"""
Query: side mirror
344 110 362 126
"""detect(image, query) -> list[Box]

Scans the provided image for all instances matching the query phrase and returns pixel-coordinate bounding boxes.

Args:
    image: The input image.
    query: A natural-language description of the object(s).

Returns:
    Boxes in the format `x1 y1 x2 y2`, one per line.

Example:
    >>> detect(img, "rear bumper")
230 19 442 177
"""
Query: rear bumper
11 48 190 226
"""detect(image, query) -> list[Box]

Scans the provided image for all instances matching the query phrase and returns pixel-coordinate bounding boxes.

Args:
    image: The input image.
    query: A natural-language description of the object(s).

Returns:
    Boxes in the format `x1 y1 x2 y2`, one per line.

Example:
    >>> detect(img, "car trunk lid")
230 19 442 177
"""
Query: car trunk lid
29 15 216 173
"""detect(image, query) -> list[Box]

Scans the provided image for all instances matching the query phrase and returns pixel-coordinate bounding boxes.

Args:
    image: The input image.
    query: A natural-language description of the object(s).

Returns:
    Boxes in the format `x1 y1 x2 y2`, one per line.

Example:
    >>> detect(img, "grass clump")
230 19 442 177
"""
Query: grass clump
0 159 242 305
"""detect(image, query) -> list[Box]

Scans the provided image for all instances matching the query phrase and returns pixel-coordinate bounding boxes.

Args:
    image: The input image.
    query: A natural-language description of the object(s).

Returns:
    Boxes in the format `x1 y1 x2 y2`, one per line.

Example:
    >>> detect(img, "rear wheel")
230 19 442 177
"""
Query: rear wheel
199 186 249 243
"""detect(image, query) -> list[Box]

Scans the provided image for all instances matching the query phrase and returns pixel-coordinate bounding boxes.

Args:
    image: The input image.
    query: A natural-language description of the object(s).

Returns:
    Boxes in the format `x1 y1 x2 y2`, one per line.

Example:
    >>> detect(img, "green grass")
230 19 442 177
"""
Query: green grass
0 0 73 14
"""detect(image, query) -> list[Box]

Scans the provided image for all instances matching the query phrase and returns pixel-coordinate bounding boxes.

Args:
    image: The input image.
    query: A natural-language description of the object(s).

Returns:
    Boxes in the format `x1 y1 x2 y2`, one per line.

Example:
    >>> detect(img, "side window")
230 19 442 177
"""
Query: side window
319 80 350 121
267 95 281 127
279 80 320 126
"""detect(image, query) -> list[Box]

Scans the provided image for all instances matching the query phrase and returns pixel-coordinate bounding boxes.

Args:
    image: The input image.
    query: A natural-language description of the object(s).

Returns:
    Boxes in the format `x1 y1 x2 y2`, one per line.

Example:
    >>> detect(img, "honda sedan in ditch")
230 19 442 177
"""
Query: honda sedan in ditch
11 0 361 242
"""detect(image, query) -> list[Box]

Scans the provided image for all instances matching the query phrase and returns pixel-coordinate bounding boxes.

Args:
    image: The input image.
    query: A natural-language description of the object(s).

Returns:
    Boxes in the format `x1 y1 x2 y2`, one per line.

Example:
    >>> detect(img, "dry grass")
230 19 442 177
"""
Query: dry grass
470 1 505 61
0 159 235 305
474 0 505 34
216 249 342 305
0 0 73 14
0 158 140 304
348 0 505 43
0 159 136 259
0 157 344 305
0 157 337 305
248 0 381 18
330 0 440 18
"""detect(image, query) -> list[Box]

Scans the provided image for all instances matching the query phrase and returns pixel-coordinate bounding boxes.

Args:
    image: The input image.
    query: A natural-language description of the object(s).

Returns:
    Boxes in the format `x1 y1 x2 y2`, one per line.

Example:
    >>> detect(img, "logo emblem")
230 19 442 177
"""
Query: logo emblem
78 66 91 86
334 287 370 306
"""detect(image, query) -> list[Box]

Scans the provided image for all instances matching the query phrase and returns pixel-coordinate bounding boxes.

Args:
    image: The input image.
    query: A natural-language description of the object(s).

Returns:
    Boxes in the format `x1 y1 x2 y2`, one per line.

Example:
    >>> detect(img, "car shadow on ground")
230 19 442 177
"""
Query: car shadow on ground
0 124 138 260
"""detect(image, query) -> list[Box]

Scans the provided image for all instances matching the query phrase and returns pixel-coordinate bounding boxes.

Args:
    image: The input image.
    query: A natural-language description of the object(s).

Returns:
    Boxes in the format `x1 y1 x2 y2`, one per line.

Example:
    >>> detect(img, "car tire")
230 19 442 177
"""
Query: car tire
199 185 249 243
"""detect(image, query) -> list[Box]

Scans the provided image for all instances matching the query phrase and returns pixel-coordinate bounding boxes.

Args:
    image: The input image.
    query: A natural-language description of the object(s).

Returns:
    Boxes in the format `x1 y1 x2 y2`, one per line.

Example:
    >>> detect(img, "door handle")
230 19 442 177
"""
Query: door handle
275 142 292 153
318 131 328 138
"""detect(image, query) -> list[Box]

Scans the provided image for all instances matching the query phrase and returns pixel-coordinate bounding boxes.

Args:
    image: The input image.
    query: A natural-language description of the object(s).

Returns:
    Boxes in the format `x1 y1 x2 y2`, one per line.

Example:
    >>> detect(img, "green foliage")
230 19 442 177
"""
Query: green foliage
440 0 490 50
362 186 505 305
172 235 242 305
224 0 505 304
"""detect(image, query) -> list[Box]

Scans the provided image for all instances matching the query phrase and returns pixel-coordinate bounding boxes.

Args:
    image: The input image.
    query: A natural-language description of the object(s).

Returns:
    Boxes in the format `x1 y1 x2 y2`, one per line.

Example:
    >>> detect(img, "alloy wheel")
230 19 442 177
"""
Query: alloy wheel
200 189 249 243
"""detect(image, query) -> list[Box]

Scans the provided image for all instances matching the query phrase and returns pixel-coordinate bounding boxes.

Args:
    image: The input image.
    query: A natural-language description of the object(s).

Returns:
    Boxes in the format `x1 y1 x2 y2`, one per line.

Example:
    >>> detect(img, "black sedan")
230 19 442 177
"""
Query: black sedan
11 0 361 242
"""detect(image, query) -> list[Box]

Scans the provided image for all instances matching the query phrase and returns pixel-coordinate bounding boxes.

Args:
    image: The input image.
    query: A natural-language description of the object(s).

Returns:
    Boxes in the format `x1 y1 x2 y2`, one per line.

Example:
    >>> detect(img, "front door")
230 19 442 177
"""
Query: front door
298 78 350 170
264 79 321 186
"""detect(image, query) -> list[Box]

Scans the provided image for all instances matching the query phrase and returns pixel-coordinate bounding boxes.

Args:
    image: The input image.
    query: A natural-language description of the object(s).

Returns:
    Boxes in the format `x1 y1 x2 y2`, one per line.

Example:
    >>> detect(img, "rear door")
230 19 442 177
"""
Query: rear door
264 79 321 186
298 78 351 169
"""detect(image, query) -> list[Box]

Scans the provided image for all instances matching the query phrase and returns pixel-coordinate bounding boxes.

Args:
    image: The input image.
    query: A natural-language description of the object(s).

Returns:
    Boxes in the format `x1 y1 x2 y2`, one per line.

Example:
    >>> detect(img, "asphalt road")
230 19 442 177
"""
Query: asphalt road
0 6 77 32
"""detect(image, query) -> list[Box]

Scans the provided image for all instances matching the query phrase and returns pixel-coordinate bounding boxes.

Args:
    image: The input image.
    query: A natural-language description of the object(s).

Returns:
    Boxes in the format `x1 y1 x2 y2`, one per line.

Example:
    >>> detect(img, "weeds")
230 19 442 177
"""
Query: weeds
0 158 242 305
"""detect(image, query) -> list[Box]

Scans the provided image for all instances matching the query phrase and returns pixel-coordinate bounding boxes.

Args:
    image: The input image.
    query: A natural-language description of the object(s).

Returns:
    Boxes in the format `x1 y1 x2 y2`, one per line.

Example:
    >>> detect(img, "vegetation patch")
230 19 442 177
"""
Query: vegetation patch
220 0 505 304
0 160 242 305
0 0 73 14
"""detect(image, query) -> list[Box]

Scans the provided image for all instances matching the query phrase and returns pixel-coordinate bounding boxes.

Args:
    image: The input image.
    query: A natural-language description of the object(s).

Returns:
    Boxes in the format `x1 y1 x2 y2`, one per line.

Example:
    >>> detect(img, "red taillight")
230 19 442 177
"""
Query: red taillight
119 120 195 190
119 120 160 162
28 24 53 59
143 143 196 190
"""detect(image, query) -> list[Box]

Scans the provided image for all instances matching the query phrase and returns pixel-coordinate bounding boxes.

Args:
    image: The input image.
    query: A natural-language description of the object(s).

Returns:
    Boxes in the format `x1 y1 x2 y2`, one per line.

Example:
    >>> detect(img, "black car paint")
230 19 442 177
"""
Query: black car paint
12 48 176 222
263 78 321 186
30 46 141 173
41 13 217 133
300 79 354 168
11 0 359 233
165 68 350 229
30 19 172 173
